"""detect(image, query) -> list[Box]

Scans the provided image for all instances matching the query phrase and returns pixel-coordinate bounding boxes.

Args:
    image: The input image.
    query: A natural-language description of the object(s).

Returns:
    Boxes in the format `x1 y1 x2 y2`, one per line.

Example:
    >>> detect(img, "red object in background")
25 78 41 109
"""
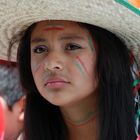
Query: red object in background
129 0 140 8
137 135 140 140
0 102 5 140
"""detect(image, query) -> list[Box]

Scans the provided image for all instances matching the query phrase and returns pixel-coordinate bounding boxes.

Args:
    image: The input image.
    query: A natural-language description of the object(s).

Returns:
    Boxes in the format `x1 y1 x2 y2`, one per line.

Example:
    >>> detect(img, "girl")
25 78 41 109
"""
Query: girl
13 20 136 140
0 0 140 140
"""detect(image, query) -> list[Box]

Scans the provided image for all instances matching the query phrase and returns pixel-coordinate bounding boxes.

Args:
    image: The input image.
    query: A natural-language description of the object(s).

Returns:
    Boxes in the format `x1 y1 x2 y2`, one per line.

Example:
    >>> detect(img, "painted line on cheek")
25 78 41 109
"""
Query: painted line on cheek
75 56 90 78
87 33 98 52
74 61 86 78
33 63 44 76
33 63 47 85
88 36 95 52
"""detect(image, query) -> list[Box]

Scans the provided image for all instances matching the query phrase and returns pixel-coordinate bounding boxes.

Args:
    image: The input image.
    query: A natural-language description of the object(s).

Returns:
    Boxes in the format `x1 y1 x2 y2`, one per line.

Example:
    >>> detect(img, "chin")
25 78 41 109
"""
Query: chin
47 99 68 106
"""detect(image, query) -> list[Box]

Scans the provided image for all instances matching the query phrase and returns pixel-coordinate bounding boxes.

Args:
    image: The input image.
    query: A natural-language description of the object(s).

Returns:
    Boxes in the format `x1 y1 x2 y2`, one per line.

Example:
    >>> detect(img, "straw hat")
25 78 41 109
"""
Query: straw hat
0 0 140 65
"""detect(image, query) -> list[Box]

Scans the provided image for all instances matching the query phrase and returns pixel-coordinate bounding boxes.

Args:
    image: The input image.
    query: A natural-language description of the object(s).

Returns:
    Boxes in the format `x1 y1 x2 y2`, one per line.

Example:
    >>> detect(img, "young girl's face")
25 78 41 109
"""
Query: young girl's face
30 20 98 106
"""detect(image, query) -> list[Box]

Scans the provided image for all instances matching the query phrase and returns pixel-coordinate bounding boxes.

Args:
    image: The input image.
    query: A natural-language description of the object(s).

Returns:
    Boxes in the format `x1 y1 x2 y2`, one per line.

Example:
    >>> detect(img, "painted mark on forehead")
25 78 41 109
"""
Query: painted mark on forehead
44 24 64 31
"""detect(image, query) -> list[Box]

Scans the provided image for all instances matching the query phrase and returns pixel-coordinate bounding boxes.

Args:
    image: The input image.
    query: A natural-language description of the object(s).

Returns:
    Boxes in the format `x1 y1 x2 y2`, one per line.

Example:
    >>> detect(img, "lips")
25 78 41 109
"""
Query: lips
44 77 70 88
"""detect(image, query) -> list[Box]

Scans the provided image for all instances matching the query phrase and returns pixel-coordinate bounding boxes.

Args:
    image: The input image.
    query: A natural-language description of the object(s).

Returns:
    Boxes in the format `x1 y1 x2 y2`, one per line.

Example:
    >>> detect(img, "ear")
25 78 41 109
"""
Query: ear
16 96 26 122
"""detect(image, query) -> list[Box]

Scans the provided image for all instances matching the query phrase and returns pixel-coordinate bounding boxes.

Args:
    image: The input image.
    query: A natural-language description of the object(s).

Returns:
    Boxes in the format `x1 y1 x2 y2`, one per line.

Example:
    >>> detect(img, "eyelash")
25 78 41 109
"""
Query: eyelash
33 45 48 54
65 43 82 51
33 43 82 54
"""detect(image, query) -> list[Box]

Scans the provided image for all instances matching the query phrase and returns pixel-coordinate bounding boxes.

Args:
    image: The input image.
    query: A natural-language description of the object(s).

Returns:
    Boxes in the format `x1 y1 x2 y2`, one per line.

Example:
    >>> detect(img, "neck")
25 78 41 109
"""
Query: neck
60 93 98 126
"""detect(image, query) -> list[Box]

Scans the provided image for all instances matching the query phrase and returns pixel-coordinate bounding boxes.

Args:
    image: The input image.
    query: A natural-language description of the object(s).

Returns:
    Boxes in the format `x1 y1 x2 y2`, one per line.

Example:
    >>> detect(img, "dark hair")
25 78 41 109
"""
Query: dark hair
83 24 136 139
0 61 24 110
10 22 136 140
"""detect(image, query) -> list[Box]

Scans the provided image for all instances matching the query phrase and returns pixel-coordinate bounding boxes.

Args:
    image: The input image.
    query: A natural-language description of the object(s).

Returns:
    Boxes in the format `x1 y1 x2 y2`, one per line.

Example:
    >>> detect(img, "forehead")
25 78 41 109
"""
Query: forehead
35 20 80 28
32 20 89 35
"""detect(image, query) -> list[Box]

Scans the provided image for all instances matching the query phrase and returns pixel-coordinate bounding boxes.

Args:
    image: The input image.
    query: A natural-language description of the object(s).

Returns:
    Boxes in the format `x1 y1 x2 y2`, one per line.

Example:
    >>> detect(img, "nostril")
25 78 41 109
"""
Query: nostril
44 61 64 71
54 66 60 69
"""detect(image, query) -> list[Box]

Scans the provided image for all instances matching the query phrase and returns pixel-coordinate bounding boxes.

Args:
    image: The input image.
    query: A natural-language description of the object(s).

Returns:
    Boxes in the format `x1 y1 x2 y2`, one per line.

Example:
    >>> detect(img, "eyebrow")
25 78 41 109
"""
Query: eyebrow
31 34 86 44
59 35 85 41
31 38 47 43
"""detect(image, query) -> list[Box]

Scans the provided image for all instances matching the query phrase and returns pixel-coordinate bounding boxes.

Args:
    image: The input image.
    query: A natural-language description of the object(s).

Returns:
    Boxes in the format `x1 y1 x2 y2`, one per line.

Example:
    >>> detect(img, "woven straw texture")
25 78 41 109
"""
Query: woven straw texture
0 0 140 64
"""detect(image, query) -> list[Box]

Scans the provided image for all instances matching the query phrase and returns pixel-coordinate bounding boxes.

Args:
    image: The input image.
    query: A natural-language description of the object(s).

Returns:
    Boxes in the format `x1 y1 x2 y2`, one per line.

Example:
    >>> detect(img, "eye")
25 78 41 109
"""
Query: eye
65 43 82 51
33 45 48 54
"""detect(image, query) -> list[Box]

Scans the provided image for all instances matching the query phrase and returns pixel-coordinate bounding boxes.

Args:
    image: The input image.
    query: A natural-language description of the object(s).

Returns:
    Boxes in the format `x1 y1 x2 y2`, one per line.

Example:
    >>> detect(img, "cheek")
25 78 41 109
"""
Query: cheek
31 62 40 75
80 57 98 94
31 62 47 94
87 56 97 77
31 61 45 82
74 56 96 80
30 52 45 74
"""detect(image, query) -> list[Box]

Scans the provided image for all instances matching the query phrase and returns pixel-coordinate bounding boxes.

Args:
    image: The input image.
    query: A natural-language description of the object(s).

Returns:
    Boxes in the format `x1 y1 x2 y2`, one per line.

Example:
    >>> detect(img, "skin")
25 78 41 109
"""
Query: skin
31 20 99 139
75 56 91 78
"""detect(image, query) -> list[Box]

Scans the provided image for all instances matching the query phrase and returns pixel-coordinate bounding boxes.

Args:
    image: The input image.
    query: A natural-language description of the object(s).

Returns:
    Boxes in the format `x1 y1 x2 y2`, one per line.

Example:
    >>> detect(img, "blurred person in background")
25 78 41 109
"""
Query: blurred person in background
0 60 25 140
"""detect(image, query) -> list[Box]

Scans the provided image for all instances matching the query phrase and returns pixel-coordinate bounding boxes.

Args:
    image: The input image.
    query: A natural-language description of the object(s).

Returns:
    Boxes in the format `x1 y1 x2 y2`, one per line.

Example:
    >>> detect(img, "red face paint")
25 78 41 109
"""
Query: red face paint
76 56 90 78
44 27 64 31
0 102 5 140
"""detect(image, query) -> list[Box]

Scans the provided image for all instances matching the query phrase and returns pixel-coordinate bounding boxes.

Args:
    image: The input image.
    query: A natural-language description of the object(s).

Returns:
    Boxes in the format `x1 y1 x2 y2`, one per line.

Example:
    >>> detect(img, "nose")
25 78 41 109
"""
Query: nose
44 51 64 72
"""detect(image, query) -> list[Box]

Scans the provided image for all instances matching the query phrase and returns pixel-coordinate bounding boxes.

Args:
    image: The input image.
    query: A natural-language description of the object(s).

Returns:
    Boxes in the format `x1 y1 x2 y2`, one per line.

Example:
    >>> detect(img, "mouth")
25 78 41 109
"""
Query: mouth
44 78 70 89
